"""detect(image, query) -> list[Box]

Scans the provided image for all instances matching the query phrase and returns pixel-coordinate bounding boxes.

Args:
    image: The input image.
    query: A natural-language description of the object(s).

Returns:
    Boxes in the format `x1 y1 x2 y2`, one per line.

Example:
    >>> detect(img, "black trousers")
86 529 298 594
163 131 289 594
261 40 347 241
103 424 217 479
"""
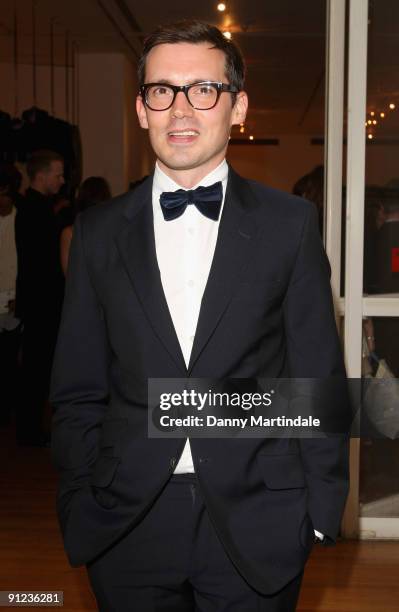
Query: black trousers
16 317 57 442
86 474 303 612
0 325 21 426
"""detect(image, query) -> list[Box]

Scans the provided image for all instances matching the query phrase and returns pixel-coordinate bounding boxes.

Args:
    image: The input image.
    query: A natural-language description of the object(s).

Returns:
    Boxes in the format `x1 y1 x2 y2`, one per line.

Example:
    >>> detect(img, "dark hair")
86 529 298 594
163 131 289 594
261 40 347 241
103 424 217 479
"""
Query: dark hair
0 163 22 194
26 149 63 181
138 20 246 93
293 166 324 205
382 189 399 214
76 176 111 213
293 165 324 234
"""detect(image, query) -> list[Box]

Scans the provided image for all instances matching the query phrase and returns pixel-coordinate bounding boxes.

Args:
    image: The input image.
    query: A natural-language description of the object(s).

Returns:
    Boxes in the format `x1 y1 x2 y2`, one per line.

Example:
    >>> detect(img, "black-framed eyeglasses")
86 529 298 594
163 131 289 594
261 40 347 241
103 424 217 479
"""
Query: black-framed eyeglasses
140 81 239 111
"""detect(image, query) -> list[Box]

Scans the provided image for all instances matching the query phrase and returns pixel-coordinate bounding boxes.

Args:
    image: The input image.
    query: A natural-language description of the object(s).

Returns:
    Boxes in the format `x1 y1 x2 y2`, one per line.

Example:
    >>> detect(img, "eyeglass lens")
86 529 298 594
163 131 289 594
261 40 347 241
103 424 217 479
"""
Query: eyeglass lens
146 83 219 110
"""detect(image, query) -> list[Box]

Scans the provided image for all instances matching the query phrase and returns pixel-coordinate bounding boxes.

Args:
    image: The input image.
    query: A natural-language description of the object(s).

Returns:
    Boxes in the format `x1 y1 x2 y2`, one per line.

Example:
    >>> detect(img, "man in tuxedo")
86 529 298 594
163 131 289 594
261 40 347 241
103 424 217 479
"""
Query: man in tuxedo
51 20 349 611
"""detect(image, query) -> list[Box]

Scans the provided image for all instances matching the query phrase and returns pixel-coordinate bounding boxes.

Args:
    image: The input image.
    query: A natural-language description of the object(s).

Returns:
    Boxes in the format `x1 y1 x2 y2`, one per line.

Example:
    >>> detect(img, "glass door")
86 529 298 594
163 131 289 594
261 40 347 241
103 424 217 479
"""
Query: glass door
327 0 399 539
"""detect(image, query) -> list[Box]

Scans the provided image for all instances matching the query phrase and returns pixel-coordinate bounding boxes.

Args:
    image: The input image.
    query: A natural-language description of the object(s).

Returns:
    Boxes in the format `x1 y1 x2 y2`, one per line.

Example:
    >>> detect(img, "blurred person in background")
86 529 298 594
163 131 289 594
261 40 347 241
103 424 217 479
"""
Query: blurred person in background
60 176 111 275
0 166 21 428
372 182 399 376
15 150 65 446
293 165 324 236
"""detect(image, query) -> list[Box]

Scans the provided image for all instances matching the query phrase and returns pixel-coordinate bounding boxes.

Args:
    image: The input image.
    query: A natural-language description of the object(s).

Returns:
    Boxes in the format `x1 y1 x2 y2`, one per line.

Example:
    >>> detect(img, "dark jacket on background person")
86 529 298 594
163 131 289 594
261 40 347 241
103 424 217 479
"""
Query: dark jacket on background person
15 187 64 324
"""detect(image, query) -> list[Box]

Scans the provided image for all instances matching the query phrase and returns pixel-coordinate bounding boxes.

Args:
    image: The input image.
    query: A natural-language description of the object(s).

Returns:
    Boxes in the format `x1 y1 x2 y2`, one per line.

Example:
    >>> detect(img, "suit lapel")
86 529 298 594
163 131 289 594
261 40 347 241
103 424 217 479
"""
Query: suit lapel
188 168 260 373
115 177 187 374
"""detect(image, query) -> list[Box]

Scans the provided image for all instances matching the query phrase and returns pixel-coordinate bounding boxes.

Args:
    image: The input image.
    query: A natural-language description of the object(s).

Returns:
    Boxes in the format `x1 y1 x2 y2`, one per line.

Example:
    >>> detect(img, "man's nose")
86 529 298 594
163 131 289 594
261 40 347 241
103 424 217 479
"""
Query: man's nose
171 91 194 118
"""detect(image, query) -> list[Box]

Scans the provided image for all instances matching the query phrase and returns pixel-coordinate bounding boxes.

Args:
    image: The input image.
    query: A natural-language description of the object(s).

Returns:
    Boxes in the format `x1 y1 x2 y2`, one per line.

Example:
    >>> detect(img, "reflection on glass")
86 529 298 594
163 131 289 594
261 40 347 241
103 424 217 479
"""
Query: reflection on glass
363 0 399 294
364 187 399 294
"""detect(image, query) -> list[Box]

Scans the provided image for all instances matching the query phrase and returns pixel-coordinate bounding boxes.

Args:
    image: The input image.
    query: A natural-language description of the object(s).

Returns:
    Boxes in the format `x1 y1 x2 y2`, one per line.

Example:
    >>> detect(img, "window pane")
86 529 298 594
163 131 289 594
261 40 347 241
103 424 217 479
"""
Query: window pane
363 0 399 295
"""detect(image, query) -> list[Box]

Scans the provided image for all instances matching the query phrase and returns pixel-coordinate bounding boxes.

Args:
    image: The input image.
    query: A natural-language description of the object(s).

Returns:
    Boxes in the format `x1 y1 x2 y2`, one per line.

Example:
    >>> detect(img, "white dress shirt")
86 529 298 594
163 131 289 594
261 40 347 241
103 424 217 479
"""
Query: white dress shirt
152 159 228 473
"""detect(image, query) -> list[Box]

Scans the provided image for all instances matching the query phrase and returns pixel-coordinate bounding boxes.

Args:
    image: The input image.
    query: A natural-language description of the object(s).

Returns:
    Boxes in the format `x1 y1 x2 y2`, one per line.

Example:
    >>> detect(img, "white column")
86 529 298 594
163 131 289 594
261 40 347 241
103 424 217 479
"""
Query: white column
324 0 345 310
342 0 369 539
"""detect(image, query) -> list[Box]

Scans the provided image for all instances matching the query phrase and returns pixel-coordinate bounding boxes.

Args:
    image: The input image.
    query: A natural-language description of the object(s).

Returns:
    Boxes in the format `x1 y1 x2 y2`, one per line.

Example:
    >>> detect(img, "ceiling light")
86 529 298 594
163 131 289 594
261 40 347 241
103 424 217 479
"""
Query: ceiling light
217 2 226 10
389 103 395 110
367 120 372 125
372 120 377 125
380 112 385 118
368 134 373 140
249 135 254 141
223 31 232 39
370 111 375 116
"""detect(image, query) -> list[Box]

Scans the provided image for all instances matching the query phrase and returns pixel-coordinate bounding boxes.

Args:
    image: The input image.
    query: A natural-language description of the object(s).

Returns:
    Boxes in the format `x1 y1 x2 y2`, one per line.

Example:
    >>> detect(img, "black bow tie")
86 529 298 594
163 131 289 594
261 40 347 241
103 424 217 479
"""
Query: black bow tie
159 181 223 221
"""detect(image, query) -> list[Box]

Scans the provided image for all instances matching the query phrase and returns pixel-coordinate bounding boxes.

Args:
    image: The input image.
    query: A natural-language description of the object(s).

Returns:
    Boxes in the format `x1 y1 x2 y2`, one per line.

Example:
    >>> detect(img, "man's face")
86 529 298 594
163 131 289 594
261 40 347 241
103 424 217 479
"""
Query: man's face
0 188 13 217
136 42 247 184
41 161 65 196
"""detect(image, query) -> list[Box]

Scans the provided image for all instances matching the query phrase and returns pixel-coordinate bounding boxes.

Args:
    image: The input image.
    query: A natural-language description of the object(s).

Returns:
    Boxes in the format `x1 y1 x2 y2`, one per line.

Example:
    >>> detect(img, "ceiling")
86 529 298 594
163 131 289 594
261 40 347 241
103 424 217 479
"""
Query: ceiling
0 0 398 138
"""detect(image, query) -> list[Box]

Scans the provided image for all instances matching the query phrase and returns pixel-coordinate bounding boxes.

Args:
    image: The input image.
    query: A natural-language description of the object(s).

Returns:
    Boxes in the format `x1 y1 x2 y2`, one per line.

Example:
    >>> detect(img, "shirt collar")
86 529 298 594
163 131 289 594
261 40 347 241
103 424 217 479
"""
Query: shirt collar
153 159 228 195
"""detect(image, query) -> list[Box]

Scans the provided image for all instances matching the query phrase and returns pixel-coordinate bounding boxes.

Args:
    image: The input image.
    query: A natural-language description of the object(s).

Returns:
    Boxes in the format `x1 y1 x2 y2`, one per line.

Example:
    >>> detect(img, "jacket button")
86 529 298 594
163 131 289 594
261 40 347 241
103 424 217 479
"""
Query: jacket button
199 457 208 464
170 457 177 468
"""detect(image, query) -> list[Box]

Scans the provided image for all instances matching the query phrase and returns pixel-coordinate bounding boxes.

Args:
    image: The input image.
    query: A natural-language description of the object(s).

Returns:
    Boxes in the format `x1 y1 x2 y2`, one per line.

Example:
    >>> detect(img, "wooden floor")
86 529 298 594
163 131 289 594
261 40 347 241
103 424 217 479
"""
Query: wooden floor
1 424 399 612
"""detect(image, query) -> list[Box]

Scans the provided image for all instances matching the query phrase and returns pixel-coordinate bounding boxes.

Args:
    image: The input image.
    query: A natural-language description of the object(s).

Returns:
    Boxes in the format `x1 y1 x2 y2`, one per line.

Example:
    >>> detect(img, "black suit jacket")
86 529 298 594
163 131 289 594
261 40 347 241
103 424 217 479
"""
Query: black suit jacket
50 167 349 595
15 188 64 322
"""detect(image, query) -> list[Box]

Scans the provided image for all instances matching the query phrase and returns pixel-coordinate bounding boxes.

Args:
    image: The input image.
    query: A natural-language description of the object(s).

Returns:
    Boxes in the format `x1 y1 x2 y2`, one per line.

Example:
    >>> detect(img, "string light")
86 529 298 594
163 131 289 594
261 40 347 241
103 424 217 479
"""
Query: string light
364 104 395 137
223 31 232 39
217 2 226 10
249 135 254 141
240 126 245 133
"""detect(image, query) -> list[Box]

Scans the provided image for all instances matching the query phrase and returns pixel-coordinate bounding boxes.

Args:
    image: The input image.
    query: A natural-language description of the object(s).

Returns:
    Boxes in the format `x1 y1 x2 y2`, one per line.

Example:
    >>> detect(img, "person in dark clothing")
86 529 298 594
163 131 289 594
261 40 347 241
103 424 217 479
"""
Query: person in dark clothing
293 165 324 236
0 167 21 428
372 189 399 376
15 149 65 446
51 21 349 611
60 176 112 275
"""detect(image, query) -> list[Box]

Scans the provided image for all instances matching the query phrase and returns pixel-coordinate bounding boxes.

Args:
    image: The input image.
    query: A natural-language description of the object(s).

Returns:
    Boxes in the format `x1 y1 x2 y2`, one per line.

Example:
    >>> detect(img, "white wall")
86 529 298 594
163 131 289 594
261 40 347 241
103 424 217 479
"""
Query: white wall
122 55 154 186
227 135 324 193
78 53 126 195
1 61 397 194
227 136 399 194
0 61 74 121
0 55 151 196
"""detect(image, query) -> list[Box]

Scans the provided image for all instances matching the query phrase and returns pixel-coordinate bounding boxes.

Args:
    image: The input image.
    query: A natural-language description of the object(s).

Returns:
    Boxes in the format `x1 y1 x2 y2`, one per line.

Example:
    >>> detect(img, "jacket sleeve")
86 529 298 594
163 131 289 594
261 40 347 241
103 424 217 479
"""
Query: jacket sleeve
50 215 110 534
283 202 350 544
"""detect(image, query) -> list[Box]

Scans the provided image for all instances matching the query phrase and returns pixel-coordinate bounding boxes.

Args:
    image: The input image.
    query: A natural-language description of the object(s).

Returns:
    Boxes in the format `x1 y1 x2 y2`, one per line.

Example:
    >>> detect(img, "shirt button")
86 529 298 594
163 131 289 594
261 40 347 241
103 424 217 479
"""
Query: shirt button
170 457 177 468
187 280 195 288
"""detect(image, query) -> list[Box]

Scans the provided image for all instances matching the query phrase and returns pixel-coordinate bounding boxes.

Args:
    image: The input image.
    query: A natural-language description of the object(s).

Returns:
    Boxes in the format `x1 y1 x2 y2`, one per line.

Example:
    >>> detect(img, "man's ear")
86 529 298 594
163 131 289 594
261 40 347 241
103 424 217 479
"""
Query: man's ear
231 91 248 127
136 95 149 129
